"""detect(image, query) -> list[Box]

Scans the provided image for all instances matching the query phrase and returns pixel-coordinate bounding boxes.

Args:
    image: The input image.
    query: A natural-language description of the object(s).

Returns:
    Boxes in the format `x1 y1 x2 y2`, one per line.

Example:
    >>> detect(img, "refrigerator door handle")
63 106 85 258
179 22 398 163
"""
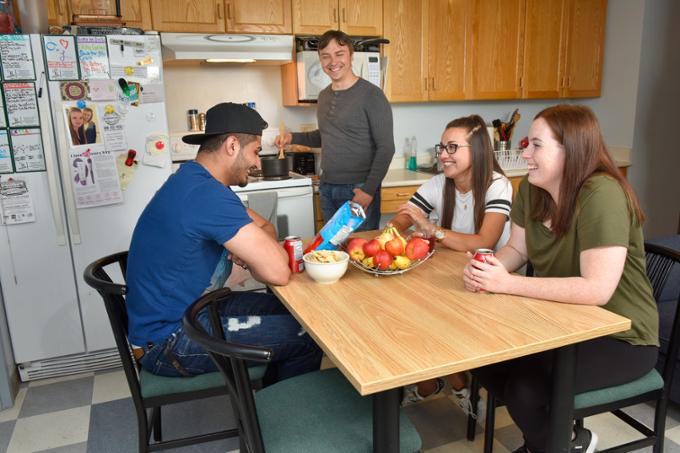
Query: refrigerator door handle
40 91 67 246
52 95 81 244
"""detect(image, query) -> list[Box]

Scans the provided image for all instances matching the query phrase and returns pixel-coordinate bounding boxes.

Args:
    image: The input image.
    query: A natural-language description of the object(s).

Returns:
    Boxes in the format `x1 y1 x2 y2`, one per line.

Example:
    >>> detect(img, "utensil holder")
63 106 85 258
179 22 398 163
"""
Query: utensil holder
495 140 511 151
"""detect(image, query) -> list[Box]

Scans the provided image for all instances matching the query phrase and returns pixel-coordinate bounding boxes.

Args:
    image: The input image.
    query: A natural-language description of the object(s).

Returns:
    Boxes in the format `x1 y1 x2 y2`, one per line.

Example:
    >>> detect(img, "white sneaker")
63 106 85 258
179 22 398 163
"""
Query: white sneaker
452 386 486 419
401 378 445 406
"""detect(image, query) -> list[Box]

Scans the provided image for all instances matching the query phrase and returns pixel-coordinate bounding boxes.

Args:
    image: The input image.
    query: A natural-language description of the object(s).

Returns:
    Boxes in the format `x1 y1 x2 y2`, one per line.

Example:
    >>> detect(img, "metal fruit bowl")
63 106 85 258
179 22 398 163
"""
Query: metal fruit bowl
348 250 435 277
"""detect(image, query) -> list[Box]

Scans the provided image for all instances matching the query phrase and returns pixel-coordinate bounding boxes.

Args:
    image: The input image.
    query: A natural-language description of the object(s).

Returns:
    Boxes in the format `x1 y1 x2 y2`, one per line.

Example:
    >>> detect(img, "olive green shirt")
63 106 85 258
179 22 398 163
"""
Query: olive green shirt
511 175 658 346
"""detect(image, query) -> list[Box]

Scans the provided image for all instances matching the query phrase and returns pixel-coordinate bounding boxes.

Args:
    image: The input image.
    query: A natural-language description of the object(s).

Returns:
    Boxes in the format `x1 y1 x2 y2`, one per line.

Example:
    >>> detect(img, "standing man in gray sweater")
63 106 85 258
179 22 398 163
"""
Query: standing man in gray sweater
276 30 395 230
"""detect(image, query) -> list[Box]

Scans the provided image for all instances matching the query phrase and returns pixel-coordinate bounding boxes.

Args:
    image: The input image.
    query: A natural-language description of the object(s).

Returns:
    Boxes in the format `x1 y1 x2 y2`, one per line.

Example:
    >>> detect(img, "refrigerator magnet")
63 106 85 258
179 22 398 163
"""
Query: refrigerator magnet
115 150 138 191
60 81 88 101
43 35 79 81
142 133 168 168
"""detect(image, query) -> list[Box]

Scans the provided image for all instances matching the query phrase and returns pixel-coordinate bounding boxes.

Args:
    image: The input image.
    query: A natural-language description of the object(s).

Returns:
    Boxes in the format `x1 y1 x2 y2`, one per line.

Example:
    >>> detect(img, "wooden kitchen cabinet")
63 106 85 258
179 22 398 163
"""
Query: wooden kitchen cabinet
225 0 292 34
48 0 151 29
560 0 607 97
120 0 153 29
521 0 564 98
383 0 467 102
380 185 418 214
150 0 226 32
466 0 525 100
292 0 382 36
48 0 71 26
521 0 606 99
151 0 291 33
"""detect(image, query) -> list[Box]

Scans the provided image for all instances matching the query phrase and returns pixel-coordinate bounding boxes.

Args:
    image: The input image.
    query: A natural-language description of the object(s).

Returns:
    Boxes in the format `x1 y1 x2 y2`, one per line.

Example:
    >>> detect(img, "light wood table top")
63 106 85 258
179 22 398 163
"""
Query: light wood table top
271 242 631 396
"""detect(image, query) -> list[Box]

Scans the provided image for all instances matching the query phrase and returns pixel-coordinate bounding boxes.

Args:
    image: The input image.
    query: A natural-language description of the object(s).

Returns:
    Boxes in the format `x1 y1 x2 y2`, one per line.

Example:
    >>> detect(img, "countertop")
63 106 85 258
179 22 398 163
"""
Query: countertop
383 146 632 187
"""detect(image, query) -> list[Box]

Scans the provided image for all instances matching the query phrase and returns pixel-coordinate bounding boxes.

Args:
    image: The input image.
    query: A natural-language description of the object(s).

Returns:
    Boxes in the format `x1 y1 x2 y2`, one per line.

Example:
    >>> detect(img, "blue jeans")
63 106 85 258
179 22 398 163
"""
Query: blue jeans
139 291 323 386
319 182 381 231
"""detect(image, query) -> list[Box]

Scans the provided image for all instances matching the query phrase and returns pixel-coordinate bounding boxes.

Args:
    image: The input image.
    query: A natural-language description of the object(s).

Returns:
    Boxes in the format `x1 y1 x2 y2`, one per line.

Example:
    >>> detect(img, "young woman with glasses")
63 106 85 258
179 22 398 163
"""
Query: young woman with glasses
389 114 513 413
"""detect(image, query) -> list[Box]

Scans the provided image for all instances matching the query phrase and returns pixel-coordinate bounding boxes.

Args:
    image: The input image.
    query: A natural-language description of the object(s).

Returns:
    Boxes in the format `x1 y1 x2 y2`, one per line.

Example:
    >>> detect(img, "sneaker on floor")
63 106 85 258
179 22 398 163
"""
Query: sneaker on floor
451 386 485 419
401 378 445 406
571 427 598 453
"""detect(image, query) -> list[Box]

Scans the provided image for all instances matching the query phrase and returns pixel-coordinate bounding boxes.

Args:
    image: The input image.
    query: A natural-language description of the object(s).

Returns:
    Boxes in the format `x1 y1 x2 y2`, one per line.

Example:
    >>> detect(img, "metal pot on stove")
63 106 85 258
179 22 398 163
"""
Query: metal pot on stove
260 153 293 178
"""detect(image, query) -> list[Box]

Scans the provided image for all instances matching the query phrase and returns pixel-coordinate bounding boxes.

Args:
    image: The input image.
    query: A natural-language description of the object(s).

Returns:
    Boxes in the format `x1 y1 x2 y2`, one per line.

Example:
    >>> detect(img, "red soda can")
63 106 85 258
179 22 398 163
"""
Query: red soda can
473 248 495 263
284 236 305 273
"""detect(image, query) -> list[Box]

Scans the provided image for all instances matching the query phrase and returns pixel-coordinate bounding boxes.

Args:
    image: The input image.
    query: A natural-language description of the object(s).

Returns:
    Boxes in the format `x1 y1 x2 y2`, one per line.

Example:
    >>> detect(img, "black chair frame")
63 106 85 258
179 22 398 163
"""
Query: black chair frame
183 287 274 453
83 252 238 452
468 242 680 453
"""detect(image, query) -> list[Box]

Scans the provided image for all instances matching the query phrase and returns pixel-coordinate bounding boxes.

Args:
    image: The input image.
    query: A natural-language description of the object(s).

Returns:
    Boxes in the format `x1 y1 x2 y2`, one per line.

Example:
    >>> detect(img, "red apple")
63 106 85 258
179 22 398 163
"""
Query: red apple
374 250 394 270
363 239 381 257
346 237 367 261
405 238 429 260
384 237 405 257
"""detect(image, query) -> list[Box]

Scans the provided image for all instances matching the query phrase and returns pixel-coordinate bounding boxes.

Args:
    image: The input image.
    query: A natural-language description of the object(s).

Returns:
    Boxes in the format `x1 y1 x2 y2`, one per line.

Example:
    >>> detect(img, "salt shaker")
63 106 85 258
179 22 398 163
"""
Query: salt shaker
187 109 199 131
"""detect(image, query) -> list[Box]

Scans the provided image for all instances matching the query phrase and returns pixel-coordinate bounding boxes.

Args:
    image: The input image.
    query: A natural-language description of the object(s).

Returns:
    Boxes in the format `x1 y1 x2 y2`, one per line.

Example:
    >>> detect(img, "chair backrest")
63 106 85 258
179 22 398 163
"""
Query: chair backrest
183 289 273 453
82 251 145 403
645 242 680 387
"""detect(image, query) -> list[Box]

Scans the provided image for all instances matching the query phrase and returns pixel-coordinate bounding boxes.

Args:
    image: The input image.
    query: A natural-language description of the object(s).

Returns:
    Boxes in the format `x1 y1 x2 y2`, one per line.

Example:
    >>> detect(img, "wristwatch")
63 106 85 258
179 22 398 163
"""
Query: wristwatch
434 228 446 242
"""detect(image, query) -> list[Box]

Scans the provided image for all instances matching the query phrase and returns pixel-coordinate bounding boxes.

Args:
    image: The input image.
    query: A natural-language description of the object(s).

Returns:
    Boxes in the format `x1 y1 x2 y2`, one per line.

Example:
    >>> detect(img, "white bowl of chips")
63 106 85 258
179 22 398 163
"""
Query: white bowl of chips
303 250 349 284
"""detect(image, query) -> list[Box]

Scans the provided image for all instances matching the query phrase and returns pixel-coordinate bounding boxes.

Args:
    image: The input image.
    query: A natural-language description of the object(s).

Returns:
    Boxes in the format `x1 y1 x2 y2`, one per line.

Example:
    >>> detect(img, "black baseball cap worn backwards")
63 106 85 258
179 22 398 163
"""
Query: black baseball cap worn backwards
182 102 268 145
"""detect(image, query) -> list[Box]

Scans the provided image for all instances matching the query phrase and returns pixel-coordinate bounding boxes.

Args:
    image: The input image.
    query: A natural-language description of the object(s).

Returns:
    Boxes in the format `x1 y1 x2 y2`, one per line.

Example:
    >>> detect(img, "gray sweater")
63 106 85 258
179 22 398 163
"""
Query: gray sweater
291 78 395 195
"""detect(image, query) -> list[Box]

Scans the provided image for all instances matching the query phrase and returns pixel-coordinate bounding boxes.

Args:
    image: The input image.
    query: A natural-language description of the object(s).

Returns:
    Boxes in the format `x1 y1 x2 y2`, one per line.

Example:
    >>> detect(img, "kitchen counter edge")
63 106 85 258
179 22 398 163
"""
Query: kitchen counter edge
383 147 631 187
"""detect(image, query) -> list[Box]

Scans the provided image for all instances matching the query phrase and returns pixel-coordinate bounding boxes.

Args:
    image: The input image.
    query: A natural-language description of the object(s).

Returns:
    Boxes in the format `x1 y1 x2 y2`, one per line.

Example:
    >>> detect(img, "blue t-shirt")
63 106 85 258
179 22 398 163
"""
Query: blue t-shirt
126 161 252 345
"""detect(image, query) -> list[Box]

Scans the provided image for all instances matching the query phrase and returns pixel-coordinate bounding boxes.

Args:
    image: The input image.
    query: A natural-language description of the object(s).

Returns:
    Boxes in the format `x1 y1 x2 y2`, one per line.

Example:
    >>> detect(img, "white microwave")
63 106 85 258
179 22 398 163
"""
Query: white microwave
296 50 382 101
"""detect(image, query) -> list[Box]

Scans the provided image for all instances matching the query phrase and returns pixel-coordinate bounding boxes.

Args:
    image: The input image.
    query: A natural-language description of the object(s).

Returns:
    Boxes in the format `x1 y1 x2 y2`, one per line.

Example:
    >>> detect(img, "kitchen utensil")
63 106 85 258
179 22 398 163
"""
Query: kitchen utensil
261 155 293 178
277 121 286 159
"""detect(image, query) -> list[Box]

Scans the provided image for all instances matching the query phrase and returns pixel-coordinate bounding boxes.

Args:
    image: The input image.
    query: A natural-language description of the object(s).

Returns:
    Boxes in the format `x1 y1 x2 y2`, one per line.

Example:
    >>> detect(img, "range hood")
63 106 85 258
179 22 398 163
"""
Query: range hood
160 33 294 64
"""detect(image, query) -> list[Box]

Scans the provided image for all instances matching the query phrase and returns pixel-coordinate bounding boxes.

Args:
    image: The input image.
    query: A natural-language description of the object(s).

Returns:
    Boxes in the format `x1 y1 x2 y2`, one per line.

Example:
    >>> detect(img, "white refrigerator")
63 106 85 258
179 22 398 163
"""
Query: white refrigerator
0 34 171 380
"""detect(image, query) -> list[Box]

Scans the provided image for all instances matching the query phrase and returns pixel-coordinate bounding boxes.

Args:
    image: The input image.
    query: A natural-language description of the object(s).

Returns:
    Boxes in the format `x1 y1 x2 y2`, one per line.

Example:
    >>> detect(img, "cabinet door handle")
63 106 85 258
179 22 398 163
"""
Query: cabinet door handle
424 77 428 91
431 77 436 91
396 193 411 198
217 3 223 19
342 7 346 23
333 7 337 23
226 3 232 20
57 0 64 15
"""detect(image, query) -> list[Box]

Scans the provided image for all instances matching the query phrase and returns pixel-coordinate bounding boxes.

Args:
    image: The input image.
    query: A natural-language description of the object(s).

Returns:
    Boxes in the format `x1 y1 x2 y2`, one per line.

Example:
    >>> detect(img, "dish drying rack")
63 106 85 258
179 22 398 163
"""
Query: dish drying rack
494 148 527 171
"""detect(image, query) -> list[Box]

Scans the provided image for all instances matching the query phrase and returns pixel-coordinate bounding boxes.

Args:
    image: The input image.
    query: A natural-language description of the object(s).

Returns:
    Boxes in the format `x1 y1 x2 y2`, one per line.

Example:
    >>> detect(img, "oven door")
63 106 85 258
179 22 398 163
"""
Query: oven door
236 186 315 240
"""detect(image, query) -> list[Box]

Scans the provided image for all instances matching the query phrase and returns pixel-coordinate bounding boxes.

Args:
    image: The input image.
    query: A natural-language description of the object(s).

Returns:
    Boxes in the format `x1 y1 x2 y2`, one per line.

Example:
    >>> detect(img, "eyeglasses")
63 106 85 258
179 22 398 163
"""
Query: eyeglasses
434 143 471 157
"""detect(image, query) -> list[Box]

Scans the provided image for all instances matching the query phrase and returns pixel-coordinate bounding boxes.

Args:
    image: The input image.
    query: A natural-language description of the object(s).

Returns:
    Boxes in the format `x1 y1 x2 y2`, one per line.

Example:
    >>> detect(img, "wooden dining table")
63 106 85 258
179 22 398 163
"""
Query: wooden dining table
270 236 631 452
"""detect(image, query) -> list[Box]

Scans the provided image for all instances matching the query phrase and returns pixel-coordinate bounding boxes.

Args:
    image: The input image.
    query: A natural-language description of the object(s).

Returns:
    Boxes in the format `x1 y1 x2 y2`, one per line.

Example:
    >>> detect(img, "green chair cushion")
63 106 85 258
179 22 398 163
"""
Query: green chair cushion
574 369 664 410
140 364 266 399
255 368 422 453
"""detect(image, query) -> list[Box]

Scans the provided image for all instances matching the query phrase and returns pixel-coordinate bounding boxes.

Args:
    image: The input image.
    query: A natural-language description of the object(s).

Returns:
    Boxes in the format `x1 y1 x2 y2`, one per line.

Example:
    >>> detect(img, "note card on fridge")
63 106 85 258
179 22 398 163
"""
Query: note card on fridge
0 34 35 81
9 128 45 172
3 82 40 127
43 35 79 81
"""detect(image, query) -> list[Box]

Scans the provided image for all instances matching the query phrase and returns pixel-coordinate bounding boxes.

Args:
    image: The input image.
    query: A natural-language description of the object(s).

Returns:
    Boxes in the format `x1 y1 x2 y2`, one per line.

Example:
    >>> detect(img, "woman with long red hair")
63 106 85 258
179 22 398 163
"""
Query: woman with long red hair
464 104 658 452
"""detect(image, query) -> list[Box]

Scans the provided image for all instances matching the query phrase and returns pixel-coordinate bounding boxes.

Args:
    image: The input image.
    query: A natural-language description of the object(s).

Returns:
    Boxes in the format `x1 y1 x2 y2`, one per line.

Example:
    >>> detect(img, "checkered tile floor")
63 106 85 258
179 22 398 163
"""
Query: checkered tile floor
1 367 680 452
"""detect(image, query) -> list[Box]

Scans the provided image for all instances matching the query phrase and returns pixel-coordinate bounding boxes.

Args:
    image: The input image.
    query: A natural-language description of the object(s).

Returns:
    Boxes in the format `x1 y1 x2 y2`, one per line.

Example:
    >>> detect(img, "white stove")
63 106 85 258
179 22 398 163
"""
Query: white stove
231 172 312 193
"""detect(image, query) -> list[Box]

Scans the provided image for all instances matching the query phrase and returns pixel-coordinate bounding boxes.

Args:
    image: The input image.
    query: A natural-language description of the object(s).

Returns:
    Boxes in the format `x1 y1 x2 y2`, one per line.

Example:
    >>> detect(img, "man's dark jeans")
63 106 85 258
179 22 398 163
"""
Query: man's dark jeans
319 182 381 231
139 291 323 386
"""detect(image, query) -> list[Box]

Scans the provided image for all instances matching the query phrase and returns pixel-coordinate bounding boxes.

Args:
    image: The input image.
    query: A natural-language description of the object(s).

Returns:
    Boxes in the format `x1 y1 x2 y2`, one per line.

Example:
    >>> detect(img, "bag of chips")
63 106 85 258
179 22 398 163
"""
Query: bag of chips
304 201 366 253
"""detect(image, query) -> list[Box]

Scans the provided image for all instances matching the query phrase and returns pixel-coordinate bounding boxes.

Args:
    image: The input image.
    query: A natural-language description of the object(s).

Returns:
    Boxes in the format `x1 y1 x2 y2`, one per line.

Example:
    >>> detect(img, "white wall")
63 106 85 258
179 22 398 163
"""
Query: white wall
630 0 680 237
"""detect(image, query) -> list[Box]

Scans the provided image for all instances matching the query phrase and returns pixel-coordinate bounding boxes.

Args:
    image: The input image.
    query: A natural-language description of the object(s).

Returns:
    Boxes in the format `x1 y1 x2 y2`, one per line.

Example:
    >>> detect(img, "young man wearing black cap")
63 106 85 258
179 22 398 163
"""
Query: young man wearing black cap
126 103 322 383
